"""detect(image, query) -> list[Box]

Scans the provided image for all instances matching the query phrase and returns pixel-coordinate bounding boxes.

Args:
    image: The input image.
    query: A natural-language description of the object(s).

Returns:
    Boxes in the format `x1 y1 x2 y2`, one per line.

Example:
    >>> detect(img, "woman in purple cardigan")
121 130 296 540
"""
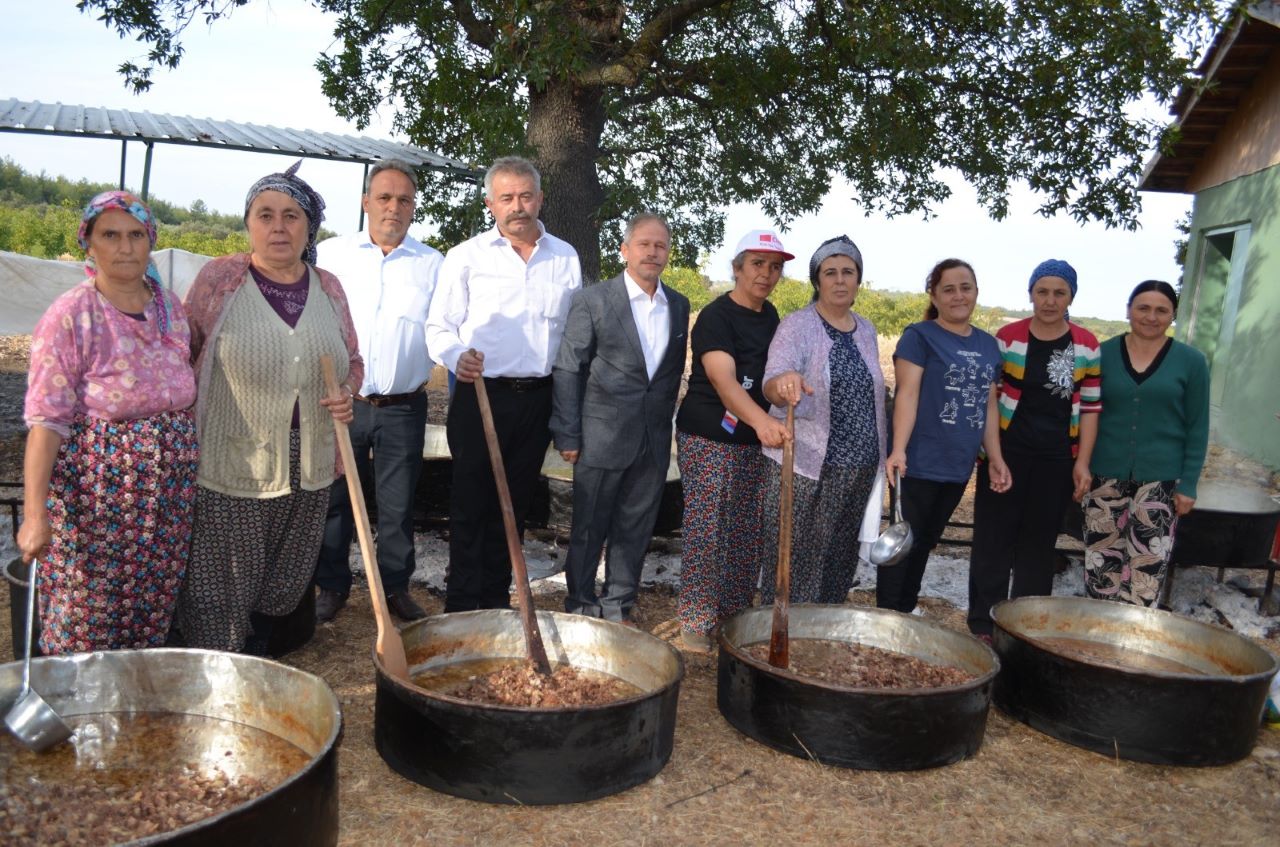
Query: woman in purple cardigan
760 235 887 604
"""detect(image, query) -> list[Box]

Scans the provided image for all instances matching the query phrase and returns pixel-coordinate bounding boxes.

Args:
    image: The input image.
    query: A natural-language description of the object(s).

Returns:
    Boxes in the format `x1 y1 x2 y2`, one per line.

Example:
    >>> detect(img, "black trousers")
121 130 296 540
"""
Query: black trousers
876 476 966 613
315 392 427 594
563 450 667 621
444 379 552 612
967 450 1073 635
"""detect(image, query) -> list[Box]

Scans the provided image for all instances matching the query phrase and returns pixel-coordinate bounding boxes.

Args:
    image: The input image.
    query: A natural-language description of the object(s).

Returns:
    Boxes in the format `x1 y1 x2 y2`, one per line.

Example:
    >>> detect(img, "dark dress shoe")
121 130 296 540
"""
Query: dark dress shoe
315 588 348 624
386 588 427 621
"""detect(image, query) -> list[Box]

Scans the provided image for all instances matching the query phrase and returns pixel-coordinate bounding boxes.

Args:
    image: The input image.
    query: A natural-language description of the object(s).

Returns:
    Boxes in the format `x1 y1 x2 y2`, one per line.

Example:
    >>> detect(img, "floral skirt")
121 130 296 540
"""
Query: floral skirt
1082 477 1179 606
40 410 199 654
676 431 767 636
761 461 876 605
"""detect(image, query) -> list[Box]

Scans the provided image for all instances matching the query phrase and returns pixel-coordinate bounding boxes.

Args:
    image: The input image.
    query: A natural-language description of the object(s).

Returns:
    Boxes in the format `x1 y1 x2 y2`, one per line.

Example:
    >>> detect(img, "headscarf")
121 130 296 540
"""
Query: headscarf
78 190 170 337
1028 259 1078 297
808 235 863 287
243 160 326 265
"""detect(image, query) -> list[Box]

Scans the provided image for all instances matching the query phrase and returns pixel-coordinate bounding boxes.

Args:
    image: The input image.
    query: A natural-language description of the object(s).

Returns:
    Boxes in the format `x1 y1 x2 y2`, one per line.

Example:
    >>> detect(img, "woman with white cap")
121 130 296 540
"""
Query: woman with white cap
759 235 887 605
967 258 1101 641
675 229 794 652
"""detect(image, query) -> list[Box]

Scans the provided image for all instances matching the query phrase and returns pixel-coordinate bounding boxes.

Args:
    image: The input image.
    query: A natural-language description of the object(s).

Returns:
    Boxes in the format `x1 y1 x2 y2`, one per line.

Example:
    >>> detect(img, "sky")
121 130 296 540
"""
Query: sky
0 1 1199 320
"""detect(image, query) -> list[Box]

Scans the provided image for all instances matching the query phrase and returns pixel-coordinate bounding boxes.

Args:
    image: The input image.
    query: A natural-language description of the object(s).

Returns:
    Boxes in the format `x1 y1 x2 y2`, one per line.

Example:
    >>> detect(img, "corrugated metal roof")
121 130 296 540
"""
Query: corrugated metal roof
0 97 480 180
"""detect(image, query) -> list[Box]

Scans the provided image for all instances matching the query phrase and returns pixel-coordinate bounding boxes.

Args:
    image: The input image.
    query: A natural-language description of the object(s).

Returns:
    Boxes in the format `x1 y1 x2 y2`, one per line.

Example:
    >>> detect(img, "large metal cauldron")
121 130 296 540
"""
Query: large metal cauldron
0 649 343 845
717 605 999 770
1166 481 1280 611
992 596 1278 765
376 609 684 804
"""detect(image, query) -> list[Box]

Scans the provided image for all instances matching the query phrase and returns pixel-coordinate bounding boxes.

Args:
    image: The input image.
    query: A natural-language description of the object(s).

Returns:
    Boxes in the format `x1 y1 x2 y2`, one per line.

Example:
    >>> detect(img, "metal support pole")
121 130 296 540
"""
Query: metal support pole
357 162 370 232
118 140 128 190
140 141 155 201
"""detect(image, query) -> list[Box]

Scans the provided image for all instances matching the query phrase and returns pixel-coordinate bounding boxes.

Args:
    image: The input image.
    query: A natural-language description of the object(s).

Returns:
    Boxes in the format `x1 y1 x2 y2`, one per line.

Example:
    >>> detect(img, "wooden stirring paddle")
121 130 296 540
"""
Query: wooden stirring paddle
321 355 410 681
471 360 553 675
768 405 796 669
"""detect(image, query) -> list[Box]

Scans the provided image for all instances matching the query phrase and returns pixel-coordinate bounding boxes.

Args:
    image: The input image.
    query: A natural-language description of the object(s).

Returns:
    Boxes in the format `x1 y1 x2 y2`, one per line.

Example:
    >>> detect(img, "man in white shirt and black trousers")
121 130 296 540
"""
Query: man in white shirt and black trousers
313 159 443 623
426 156 582 612
550 213 689 625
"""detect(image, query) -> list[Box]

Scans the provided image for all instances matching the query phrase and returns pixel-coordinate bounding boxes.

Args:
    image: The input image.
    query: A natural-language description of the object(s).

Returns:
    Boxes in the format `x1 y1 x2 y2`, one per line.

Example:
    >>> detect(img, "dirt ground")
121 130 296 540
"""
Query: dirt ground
1 334 1279 846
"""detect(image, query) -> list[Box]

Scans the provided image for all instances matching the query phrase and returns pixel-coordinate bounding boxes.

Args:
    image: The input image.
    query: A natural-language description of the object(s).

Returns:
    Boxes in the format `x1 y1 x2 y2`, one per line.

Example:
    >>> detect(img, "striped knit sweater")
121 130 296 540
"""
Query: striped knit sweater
994 318 1101 457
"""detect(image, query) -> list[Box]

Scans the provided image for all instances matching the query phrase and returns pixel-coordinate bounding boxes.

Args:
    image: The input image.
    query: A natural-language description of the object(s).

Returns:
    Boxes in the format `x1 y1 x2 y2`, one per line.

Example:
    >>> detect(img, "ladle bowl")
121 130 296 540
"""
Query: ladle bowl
3 557 70 751
869 471 914 567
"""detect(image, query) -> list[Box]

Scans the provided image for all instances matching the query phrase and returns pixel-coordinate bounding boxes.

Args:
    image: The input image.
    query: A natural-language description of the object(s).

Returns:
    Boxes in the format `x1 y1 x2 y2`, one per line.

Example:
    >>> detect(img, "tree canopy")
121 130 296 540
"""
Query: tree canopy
78 0 1222 282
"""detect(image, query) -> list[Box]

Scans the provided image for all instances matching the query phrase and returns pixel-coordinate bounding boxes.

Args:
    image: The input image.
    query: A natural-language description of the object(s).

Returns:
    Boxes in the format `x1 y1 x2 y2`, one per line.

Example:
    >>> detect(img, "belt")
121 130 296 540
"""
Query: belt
355 388 423 407
485 375 552 392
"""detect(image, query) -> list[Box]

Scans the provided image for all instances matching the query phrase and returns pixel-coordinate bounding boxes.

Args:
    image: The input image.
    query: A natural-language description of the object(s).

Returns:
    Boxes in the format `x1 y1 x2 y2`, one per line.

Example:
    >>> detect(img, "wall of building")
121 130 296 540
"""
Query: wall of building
1186 47 1280 193
1177 163 1280 471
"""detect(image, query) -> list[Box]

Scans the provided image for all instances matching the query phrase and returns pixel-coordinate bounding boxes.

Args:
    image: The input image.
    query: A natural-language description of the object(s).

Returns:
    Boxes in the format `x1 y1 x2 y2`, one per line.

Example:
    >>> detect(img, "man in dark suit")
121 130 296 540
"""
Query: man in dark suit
550 213 690 624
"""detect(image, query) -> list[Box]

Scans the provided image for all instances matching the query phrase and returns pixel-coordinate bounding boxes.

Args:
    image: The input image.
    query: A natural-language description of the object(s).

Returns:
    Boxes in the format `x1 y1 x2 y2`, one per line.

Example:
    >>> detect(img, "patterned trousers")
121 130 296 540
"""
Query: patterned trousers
1082 476 1179 606
676 432 767 636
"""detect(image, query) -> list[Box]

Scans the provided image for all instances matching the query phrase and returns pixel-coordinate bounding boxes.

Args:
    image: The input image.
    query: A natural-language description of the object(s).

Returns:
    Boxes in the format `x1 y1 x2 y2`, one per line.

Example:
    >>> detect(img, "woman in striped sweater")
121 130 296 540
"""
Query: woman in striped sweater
966 259 1101 640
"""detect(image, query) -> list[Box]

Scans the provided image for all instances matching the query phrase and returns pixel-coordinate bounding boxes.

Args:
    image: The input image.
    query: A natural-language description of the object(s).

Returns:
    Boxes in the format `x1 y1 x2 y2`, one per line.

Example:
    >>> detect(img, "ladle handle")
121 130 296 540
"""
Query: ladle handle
21 558 38 692
321 355 410 681
472 364 552 675
768 406 795 669
892 469 905 524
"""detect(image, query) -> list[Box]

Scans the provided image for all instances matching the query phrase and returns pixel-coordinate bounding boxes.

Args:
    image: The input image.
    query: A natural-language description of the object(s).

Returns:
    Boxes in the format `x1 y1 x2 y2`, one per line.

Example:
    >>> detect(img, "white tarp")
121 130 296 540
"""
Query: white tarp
0 248 214 334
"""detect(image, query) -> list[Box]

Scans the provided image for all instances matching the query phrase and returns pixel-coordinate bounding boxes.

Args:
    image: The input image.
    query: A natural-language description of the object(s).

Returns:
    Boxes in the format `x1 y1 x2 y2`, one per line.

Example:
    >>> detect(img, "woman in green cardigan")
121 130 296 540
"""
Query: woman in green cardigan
1083 280 1209 606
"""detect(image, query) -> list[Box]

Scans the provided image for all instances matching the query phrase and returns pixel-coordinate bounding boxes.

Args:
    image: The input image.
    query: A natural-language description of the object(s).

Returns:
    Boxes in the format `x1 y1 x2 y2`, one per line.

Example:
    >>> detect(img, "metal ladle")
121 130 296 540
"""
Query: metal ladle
869 470 914 567
4 557 71 751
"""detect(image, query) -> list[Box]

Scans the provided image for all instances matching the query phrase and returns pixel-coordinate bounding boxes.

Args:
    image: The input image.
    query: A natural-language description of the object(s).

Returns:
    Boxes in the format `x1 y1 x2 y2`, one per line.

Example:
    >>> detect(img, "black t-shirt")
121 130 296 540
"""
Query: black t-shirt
1003 330 1073 458
676 293 780 444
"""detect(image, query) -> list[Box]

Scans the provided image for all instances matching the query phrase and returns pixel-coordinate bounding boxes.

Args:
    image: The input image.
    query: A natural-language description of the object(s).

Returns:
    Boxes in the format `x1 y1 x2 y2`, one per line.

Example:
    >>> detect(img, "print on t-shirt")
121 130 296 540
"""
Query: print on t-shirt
1045 346 1074 399
939 350 994 430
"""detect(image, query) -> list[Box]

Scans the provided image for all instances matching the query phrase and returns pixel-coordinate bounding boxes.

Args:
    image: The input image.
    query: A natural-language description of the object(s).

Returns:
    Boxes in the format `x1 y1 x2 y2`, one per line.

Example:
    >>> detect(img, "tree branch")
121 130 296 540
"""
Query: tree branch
445 0 497 49
579 0 734 86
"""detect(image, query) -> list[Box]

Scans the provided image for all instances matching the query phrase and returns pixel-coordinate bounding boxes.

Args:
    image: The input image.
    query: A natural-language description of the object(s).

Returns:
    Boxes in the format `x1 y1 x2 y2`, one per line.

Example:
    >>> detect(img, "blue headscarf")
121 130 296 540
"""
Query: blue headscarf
1028 259 1078 297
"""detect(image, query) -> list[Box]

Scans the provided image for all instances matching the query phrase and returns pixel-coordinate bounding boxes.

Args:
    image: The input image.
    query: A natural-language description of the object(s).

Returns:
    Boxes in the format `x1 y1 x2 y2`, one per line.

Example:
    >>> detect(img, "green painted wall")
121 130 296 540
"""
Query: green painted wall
1176 163 1280 472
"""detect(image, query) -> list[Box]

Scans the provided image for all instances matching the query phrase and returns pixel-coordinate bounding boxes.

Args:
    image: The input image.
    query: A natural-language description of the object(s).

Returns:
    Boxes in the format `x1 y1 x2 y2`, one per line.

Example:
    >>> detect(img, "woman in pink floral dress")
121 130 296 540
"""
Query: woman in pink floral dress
18 191 199 655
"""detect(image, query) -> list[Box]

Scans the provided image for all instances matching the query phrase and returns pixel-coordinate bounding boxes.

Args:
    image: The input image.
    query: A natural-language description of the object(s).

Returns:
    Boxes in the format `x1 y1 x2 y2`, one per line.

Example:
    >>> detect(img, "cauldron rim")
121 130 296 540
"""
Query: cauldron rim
991 596 1279 683
378 609 686 714
0 648 343 846
719 604 1000 695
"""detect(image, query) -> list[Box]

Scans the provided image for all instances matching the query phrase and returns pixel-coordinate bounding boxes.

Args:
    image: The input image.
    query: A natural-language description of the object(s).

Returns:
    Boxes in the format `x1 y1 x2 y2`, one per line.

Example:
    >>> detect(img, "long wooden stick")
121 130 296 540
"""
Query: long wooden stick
472 367 552 675
321 355 410 681
768 405 796 669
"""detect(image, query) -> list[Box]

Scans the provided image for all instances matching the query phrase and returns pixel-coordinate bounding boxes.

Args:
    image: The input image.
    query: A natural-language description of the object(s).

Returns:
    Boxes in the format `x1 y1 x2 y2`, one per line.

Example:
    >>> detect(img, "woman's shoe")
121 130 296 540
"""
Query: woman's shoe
681 629 713 653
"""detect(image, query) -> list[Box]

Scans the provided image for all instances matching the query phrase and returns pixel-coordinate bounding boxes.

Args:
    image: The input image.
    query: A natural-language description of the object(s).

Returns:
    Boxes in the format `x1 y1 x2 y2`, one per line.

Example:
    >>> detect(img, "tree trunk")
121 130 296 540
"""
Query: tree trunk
526 77 607 284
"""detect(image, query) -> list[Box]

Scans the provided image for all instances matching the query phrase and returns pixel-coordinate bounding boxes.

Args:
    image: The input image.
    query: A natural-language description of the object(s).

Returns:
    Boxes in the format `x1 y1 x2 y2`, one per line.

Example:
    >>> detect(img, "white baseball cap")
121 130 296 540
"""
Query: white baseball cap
732 228 795 261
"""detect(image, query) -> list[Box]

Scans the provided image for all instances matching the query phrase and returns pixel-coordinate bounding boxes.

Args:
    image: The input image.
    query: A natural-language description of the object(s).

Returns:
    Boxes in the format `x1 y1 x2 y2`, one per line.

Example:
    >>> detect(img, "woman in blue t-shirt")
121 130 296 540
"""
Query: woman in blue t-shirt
879 259 1009 614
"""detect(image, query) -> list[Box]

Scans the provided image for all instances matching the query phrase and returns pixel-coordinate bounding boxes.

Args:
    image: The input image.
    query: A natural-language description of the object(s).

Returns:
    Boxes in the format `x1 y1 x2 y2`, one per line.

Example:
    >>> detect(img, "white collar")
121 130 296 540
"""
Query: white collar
624 270 666 305
488 220 547 247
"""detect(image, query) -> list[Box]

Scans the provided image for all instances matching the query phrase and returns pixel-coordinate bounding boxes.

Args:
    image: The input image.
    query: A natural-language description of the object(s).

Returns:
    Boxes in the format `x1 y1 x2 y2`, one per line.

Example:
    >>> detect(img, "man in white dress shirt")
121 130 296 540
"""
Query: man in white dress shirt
550 214 690 624
313 159 442 622
425 156 582 612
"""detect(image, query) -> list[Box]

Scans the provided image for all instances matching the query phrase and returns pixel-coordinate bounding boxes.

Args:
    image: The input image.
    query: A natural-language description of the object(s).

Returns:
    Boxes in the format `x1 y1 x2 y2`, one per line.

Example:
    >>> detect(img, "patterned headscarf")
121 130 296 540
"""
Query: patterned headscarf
808 235 864 286
243 160 326 265
78 190 170 336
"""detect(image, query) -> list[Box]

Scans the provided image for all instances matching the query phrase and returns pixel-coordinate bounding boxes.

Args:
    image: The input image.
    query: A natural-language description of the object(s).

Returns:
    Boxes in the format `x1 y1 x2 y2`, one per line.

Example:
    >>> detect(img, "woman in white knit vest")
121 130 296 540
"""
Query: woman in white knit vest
178 162 364 654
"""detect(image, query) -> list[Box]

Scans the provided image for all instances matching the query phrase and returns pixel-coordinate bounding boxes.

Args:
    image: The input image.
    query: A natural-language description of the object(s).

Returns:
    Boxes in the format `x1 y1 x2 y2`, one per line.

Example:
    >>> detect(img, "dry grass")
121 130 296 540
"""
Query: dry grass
304 584 1280 847
6 581 1272 847
2 332 1279 845
264 586 1280 846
